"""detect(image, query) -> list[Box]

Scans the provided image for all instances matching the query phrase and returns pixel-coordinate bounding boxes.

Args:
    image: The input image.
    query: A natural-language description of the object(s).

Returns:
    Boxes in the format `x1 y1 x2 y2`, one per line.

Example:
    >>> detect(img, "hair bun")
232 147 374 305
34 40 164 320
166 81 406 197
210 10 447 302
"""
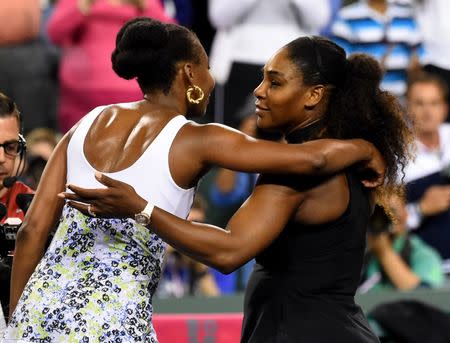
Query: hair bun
346 54 383 87
112 18 170 80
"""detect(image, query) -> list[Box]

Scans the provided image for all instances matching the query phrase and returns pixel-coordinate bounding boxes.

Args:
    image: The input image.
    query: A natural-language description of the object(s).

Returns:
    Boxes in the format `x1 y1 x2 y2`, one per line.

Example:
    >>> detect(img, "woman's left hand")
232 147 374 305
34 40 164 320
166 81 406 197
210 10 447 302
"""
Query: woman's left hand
59 172 147 218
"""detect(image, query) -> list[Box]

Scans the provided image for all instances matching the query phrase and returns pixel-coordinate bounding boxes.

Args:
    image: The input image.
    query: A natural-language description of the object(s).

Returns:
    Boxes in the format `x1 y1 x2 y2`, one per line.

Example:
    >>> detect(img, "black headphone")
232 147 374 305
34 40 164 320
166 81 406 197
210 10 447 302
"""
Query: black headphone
18 132 27 159
14 106 27 177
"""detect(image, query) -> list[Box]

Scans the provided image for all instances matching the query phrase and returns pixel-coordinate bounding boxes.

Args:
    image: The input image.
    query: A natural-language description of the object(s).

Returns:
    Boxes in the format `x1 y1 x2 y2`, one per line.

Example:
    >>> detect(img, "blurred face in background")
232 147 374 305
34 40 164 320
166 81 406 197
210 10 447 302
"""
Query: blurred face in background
0 115 20 195
407 81 448 135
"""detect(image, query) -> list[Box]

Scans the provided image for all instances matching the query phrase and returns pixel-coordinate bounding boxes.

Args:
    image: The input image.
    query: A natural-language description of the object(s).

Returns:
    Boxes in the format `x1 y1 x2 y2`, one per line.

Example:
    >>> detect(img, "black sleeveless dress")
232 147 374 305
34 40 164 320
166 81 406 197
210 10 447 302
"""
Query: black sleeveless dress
241 123 380 343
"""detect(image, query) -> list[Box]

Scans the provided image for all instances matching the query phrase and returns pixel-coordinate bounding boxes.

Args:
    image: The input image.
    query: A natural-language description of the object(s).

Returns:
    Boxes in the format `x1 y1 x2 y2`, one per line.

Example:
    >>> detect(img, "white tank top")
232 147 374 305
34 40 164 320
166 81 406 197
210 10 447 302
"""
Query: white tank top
66 105 195 219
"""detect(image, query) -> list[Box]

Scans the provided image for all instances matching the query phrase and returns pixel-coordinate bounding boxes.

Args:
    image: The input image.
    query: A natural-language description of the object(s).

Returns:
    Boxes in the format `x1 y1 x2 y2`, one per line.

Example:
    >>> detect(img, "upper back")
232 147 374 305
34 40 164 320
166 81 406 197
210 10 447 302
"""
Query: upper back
66 104 195 218
256 171 372 296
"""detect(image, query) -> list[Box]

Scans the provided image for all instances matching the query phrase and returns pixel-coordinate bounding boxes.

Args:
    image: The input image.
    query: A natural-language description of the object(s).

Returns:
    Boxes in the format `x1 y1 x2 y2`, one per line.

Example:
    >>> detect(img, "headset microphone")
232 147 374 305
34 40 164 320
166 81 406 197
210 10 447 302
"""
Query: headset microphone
2 176 17 188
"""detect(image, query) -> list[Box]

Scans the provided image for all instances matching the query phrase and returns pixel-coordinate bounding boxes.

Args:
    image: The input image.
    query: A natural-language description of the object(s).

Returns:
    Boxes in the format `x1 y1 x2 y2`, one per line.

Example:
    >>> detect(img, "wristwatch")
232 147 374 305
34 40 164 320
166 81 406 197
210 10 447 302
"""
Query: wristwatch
134 202 154 226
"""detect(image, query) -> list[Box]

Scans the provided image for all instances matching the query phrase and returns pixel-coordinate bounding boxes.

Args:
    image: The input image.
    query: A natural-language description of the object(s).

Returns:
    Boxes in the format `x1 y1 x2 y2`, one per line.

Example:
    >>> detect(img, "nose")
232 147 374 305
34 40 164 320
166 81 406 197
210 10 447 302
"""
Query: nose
253 80 265 99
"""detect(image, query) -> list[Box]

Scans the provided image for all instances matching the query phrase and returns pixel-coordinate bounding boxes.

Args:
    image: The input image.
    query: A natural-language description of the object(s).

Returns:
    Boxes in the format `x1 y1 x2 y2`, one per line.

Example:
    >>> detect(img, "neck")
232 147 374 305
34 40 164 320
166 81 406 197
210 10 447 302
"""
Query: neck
368 0 388 15
417 130 440 150
143 91 186 115
286 116 322 137
285 118 323 144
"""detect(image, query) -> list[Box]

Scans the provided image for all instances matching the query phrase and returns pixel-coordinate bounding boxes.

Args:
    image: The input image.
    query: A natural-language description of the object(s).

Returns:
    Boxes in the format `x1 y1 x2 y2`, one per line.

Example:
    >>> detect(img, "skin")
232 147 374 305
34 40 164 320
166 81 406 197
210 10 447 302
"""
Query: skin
64 48 379 276
10 41 385 314
0 116 21 199
78 0 146 14
407 81 450 217
367 196 420 290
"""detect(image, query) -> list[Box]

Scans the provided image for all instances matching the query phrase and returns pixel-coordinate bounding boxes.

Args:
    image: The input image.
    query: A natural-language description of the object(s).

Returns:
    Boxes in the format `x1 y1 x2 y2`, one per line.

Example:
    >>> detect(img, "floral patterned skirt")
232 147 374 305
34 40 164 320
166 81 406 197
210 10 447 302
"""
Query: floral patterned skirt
4 205 165 342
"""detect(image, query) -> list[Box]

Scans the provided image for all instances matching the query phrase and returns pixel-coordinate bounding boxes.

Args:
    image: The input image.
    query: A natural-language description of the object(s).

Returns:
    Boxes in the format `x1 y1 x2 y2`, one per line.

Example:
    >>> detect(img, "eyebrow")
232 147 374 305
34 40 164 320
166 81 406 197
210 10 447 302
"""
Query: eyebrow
1 139 19 144
261 67 284 77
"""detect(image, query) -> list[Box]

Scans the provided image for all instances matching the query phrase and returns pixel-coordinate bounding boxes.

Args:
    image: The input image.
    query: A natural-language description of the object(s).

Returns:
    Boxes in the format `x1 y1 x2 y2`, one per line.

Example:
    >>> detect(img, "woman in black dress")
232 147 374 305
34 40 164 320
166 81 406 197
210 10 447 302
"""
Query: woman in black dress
65 36 412 342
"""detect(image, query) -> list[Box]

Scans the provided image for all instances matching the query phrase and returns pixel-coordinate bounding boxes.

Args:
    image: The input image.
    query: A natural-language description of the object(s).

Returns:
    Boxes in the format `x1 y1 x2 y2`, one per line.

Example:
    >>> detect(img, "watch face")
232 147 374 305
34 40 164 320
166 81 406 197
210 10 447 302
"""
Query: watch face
135 213 149 225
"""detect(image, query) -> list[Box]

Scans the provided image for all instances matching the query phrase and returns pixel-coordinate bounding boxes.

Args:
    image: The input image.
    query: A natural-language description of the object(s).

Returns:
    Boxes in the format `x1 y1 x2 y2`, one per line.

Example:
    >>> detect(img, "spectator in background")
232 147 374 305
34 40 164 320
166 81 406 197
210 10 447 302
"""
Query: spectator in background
331 0 422 97
0 0 58 132
0 93 34 320
321 0 343 37
157 195 220 298
0 93 34 225
360 195 444 292
413 0 450 122
208 0 331 124
25 128 59 162
47 0 174 132
160 0 193 27
403 73 450 262
21 128 59 189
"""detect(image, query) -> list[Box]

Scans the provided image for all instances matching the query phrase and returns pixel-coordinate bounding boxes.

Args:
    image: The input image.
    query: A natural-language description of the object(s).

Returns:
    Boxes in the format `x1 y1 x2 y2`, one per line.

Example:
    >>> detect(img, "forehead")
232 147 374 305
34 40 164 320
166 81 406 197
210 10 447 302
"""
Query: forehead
264 48 300 78
409 82 445 99
0 116 20 140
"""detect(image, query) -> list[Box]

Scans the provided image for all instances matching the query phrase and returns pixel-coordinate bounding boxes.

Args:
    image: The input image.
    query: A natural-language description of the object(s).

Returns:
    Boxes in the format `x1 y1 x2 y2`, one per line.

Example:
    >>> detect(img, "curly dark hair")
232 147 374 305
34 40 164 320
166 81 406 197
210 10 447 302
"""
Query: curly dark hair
285 36 413 206
111 17 201 94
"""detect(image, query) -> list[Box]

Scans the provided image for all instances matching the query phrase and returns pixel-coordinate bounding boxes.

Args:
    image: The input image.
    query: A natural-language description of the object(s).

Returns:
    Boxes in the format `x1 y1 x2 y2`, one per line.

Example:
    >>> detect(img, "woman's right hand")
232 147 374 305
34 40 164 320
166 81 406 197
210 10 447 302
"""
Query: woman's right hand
60 172 148 219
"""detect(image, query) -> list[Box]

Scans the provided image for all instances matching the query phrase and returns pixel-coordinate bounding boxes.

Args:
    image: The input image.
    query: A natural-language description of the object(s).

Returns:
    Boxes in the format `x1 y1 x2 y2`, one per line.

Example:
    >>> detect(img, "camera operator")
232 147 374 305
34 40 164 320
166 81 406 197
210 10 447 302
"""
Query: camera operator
0 92 34 322
360 195 444 292
403 73 450 261
0 92 33 224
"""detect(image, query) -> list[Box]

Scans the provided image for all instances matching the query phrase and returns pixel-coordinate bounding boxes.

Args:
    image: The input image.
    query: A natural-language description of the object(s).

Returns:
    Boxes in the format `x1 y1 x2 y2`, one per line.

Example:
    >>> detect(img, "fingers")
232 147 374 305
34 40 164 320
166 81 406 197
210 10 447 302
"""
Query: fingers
95 172 119 187
66 200 91 216
58 192 93 203
66 184 102 200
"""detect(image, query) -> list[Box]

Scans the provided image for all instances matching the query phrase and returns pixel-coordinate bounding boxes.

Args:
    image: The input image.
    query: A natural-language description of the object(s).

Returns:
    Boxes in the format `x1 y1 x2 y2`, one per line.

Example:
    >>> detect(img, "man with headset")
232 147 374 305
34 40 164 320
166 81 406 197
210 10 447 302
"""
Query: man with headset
0 92 33 225
0 92 34 325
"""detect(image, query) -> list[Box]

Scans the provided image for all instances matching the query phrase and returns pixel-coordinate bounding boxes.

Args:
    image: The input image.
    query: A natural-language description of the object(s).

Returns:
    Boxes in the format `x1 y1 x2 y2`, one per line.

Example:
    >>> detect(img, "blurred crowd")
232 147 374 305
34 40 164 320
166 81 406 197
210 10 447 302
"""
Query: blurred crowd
1 0 450 312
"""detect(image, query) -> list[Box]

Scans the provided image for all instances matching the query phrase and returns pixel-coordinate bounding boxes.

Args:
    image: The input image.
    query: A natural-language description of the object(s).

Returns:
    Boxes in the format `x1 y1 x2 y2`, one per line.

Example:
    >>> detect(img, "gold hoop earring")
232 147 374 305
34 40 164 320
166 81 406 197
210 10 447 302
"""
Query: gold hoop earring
186 85 205 104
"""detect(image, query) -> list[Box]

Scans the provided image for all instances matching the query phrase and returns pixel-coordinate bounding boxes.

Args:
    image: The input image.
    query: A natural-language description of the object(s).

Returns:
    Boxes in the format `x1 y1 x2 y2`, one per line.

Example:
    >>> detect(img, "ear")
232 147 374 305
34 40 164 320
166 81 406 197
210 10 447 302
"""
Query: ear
182 62 195 85
305 85 325 107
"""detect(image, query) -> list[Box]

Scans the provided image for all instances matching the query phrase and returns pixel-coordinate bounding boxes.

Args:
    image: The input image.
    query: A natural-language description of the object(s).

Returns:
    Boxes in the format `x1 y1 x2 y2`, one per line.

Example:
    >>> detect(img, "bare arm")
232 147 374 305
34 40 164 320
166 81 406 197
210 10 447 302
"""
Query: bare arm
368 233 420 290
65 174 303 273
9 134 70 314
183 124 384 187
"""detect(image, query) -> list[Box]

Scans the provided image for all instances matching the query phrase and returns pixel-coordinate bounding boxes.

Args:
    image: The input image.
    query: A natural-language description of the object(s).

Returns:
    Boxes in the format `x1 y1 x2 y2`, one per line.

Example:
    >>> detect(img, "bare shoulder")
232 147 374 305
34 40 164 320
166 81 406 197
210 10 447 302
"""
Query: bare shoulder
175 121 245 151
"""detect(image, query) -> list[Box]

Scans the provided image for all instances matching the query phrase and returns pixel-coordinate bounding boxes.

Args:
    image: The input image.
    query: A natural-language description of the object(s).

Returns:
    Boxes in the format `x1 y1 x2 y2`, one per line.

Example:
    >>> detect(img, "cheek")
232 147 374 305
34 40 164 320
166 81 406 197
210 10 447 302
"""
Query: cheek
270 96 301 122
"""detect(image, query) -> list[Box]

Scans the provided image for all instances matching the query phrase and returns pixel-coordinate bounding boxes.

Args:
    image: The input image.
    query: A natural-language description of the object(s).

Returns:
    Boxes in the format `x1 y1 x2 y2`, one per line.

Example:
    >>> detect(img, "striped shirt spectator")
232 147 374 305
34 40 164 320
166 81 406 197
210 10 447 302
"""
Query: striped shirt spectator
331 1 422 96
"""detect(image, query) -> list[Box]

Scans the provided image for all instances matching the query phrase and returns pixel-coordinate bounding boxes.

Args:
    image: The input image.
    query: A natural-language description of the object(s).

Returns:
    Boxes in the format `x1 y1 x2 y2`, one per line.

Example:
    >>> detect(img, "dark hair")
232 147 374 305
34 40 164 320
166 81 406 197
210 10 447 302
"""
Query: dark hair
0 92 22 131
407 72 449 103
112 17 201 94
285 36 413 206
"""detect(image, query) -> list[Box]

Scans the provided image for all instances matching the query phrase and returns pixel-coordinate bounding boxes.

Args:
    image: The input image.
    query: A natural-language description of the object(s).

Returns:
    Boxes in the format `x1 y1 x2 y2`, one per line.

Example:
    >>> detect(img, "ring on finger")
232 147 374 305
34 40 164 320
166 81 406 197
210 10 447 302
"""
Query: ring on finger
87 204 96 217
